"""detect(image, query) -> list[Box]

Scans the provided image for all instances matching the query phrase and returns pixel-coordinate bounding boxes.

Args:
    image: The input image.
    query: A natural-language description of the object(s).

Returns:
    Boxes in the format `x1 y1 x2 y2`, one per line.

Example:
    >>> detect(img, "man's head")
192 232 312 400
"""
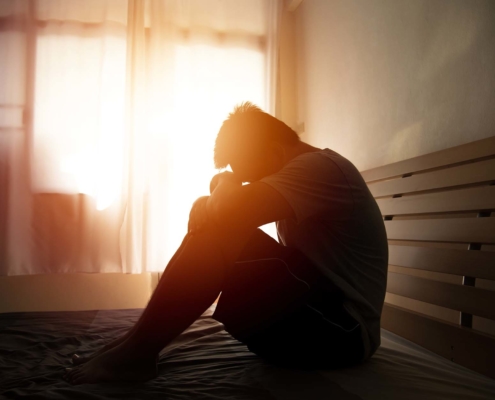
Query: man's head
214 102 300 182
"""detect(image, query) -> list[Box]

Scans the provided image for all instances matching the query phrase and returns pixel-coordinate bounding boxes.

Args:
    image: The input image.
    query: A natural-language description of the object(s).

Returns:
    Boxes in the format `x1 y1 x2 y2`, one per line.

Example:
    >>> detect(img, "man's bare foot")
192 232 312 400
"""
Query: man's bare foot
71 328 135 365
71 338 122 366
64 341 158 385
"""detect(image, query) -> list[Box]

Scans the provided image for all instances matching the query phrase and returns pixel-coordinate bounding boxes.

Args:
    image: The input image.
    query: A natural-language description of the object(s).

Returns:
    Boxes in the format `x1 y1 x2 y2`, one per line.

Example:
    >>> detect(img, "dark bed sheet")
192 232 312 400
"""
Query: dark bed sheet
2 306 495 400
0 307 361 400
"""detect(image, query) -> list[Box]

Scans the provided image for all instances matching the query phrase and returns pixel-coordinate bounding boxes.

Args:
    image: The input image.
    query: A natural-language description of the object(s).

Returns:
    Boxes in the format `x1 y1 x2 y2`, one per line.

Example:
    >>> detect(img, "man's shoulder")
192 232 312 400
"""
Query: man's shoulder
286 148 352 176
292 148 348 164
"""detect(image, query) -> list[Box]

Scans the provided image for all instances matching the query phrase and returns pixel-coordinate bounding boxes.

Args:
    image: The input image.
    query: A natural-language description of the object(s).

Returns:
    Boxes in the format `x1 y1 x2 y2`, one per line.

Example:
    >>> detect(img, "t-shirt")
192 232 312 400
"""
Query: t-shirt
260 148 388 360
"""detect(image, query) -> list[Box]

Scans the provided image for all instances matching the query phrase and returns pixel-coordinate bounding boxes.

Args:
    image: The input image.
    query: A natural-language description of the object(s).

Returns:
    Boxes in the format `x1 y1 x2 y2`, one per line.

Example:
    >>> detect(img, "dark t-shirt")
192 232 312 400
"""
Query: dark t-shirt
260 148 388 359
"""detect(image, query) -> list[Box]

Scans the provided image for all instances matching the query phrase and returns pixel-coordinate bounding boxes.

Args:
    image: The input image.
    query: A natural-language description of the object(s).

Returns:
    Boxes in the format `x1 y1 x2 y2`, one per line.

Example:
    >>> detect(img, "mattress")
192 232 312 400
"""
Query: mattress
1 306 494 399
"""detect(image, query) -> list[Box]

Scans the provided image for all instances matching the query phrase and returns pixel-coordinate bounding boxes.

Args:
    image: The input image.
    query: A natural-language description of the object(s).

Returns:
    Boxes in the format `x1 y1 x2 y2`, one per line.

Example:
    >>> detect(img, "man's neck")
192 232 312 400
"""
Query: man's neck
284 141 322 164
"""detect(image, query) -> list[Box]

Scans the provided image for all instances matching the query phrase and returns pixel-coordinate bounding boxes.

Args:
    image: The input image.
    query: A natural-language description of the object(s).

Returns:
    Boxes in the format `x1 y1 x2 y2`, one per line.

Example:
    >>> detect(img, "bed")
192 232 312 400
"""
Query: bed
1 136 495 399
1 305 494 400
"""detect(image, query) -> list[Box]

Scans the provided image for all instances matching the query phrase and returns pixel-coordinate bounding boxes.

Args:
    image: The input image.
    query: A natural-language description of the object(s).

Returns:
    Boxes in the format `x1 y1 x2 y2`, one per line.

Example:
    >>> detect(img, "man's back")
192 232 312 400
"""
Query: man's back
260 148 389 359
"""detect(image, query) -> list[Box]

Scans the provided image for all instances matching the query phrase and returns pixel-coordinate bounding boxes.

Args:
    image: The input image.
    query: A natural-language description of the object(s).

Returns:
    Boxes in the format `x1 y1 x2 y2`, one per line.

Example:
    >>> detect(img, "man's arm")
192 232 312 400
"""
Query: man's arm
205 172 295 231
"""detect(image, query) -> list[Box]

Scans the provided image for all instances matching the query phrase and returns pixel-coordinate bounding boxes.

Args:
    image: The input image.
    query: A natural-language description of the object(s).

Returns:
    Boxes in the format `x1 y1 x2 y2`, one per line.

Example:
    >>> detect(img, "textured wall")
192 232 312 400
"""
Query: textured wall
294 0 495 170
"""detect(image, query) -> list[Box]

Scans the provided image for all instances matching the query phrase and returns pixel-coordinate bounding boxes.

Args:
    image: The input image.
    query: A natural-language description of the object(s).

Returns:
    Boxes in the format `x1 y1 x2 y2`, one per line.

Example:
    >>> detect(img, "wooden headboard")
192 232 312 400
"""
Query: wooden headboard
360 136 495 380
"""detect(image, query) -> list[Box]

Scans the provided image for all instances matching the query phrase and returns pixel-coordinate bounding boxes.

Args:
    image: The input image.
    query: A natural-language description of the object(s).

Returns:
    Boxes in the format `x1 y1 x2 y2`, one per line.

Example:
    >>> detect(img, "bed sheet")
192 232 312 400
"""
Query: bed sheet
1 306 494 399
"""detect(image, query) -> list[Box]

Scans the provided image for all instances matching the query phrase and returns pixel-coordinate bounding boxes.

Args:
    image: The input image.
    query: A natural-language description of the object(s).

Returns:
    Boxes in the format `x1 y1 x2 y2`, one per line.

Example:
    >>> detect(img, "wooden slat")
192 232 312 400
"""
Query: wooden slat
386 272 495 320
381 303 495 380
368 158 495 198
361 136 495 183
376 186 495 216
388 245 495 280
385 218 495 244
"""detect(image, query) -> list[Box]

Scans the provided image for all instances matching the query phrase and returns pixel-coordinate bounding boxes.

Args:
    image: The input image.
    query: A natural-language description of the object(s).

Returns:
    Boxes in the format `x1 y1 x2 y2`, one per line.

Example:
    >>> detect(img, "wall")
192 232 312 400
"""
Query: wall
294 0 495 171
0 273 159 313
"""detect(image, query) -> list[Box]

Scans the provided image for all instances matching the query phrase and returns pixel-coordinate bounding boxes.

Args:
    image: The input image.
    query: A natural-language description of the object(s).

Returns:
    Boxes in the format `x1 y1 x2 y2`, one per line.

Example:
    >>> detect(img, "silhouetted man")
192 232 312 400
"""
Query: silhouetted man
64 102 388 384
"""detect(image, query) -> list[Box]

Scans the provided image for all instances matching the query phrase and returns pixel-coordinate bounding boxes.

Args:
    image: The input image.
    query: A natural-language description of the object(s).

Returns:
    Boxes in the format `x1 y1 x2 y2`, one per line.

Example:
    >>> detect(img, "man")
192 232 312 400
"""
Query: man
64 102 388 384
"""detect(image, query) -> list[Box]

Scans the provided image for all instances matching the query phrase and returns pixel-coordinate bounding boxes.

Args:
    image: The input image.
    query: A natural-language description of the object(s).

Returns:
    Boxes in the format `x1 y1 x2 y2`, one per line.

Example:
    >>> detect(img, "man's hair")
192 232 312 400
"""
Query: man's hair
214 102 300 169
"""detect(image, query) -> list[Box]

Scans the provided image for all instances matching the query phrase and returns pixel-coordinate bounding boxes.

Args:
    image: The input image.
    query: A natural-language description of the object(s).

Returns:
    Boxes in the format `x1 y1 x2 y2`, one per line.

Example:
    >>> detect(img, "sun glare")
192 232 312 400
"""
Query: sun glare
150 43 266 265
33 31 267 268
33 32 126 212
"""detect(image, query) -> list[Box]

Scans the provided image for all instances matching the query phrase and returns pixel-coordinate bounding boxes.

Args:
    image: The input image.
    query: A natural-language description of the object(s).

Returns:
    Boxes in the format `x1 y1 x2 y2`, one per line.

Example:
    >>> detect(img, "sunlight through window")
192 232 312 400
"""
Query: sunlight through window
32 30 269 270
33 31 126 211
147 43 266 268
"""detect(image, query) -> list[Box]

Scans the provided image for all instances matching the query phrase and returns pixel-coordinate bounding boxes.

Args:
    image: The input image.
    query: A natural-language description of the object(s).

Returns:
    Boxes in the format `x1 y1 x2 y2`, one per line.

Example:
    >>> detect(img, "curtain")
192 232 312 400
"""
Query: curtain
0 0 282 275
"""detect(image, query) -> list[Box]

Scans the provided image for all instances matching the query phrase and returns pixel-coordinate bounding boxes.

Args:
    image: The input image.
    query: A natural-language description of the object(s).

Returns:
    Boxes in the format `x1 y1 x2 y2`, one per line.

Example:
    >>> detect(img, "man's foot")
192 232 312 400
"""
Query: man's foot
71 330 133 365
64 341 158 385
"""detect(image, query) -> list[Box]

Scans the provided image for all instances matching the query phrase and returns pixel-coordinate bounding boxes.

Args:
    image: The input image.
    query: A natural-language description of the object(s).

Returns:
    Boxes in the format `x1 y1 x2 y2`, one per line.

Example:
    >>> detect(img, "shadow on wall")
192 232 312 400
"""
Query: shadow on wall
299 0 495 170
386 0 495 165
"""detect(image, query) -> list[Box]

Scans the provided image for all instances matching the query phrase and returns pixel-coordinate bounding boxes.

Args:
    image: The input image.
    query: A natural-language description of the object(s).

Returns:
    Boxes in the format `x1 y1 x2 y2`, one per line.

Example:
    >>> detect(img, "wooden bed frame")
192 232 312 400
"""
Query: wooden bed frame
360 136 495 380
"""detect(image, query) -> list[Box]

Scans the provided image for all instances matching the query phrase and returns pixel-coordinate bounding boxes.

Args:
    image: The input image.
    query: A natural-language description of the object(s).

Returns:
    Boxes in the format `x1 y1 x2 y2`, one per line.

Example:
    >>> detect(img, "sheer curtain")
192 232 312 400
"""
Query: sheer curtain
0 0 282 275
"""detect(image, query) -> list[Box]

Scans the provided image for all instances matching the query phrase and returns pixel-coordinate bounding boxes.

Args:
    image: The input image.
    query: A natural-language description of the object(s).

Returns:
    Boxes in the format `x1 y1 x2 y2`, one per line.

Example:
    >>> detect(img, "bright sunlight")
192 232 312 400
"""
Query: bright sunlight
33 31 268 269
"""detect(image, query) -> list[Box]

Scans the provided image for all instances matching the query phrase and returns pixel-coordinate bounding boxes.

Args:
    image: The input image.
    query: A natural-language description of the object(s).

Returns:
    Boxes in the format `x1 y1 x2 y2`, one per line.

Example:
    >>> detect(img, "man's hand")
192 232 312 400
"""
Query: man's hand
188 196 210 234
209 171 241 194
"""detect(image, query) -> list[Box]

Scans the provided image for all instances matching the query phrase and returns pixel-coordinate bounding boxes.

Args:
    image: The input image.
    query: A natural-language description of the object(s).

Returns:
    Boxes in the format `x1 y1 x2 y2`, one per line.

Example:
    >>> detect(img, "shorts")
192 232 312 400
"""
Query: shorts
212 229 364 369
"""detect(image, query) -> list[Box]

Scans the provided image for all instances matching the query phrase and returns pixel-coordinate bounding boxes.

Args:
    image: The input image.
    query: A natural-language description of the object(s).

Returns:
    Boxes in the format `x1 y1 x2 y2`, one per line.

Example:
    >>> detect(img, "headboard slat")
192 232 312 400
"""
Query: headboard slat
362 137 495 380
388 245 495 280
368 158 495 198
384 218 495 243
361 136 495 183
376 185 495 216
381 303 495 380
387 272 495 321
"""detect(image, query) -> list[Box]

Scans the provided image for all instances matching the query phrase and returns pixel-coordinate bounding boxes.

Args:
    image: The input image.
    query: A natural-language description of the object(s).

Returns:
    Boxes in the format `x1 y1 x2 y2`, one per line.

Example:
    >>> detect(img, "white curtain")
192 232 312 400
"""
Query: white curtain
0 0 281 275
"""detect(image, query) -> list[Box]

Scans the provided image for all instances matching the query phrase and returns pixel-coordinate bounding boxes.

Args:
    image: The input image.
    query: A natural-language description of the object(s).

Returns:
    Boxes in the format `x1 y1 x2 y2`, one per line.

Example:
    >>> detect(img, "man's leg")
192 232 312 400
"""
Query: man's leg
71 234 193 366
212 230 364 369
64 223 257 384
72 228 290 366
